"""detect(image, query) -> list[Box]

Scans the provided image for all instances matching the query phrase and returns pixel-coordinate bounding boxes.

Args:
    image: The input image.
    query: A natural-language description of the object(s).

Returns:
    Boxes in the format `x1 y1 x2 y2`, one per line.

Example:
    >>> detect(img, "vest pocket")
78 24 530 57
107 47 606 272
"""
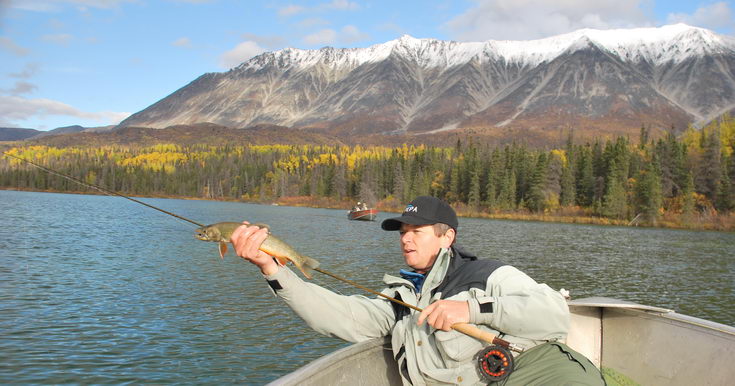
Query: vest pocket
433 328 485 363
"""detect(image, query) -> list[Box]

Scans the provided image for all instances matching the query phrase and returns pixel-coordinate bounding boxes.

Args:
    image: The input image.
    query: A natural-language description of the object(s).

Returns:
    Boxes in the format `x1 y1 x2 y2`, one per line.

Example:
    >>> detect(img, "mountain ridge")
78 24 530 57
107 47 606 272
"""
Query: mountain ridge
119 24 735 139
235 24 733 71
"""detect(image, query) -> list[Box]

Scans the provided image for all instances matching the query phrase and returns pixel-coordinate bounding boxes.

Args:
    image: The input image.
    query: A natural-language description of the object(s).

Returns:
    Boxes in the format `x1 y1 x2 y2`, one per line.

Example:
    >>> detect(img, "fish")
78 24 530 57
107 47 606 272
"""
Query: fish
195 222 320 279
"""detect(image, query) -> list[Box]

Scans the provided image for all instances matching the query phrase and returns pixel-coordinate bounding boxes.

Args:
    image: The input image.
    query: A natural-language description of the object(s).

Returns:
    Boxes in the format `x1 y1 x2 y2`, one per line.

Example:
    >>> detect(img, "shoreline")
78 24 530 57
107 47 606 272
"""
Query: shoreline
280 196 734 232
4 187 733 232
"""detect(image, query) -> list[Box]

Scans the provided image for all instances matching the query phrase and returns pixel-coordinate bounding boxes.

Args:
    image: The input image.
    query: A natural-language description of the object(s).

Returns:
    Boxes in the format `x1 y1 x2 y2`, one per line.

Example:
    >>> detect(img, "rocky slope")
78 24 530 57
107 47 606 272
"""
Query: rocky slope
119 24 735 138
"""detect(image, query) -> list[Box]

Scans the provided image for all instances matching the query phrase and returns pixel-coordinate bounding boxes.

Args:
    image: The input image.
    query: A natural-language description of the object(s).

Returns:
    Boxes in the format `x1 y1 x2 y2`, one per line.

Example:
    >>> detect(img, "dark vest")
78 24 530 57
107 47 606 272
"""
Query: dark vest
391 245 506 321
391 245 507 383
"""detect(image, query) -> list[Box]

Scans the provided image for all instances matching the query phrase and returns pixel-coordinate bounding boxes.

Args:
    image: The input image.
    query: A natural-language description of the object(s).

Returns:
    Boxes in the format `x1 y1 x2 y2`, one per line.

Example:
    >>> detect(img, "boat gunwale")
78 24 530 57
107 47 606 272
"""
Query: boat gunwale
267 337 392 385
270 297 735 385
569 297 735 336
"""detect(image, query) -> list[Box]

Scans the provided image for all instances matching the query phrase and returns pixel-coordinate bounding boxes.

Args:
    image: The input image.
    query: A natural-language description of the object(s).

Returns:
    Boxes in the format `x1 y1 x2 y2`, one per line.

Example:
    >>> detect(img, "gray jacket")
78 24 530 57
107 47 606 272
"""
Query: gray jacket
264 247 569 385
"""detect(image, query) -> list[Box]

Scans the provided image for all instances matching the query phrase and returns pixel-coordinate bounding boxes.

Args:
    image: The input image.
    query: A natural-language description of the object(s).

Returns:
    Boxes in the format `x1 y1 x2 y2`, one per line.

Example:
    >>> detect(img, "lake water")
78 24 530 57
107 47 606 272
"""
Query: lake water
1 190 733 384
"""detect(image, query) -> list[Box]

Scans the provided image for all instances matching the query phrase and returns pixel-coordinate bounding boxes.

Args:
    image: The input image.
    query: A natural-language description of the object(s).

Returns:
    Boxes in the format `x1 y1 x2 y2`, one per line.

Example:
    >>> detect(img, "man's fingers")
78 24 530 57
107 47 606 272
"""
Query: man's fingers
231 223 256 243
430 306 453 331
417 301 437 325
418 302 446 329
417 300 468 331
246 227 269 258
232 224 266 259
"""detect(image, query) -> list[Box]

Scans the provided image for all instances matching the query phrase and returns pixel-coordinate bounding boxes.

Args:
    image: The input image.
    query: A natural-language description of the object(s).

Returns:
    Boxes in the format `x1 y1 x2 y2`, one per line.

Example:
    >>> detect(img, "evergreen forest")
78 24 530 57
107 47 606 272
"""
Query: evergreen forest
2 117 735 230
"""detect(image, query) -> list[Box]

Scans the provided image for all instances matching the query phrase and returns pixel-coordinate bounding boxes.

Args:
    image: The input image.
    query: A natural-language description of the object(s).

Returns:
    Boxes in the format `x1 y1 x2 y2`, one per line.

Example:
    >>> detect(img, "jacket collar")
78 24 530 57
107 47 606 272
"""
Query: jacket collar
421 247 453 296
382 247 454 294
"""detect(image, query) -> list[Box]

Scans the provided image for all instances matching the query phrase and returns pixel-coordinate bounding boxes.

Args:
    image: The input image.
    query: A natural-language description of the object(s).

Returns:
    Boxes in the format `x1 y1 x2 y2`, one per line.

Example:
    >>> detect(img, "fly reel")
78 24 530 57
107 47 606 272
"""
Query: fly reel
475 345 514 383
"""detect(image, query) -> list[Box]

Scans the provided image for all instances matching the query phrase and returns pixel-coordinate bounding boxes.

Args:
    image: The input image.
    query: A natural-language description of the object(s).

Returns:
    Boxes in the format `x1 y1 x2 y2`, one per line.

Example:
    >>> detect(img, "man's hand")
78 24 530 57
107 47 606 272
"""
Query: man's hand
230 222 279 276
417 299 470 331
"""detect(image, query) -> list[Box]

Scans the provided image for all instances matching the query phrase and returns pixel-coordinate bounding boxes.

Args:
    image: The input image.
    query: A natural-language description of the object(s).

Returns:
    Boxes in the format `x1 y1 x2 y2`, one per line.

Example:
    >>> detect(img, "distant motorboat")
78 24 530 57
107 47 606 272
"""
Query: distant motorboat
348 208 377 221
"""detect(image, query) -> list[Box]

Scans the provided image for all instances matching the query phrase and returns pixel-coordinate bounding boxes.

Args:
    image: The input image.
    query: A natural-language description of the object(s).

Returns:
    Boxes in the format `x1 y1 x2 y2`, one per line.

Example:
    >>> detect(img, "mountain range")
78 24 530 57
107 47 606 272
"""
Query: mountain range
116 24 735 144
0 125 115 142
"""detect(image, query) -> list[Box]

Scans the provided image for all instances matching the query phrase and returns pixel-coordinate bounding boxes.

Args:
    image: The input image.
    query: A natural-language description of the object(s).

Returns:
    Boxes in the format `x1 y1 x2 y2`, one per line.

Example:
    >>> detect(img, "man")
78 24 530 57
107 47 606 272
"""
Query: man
231 196 604 385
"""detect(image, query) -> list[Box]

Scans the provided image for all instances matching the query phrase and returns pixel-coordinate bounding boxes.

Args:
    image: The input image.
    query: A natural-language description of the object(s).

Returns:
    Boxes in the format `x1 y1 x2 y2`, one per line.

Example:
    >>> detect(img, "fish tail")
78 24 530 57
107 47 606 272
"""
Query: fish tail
297 255 320 279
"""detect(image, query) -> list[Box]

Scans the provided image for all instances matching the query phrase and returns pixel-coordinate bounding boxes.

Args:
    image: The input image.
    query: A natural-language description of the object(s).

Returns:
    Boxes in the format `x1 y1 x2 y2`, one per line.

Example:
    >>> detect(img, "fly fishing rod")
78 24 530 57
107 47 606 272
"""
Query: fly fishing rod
2 151 522 353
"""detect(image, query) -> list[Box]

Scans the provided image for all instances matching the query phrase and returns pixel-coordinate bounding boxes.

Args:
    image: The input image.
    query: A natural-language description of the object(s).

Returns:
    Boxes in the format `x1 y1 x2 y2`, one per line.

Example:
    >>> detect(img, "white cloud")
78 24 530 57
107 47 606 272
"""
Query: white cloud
302 26 369 47
8 0 134 11
443 0 651 41
172 37 192 48
240 33 286 49
7 81 38 95
7 0 61 11
0 37 30 56
5 64 40 95
279 0 358 17
9 63 39 79
298 17 331 28
219 41 266 69
48 18 67 29
278 4 305 17
61 0 130 8
667 2 734 31
304 29 337 46
42 33 74 46
339 25 370 44
100 111 130 124
0 95 129 127
323 0 359 11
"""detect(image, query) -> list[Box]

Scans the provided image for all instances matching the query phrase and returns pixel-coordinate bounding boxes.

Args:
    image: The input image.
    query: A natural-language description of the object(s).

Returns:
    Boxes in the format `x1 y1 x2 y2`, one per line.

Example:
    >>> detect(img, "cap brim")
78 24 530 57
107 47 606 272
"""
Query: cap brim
381 215 436 231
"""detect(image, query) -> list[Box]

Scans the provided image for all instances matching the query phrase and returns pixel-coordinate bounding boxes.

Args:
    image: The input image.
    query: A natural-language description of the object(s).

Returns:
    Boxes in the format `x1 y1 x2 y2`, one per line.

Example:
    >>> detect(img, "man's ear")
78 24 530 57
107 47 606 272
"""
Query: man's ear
441 228 456 248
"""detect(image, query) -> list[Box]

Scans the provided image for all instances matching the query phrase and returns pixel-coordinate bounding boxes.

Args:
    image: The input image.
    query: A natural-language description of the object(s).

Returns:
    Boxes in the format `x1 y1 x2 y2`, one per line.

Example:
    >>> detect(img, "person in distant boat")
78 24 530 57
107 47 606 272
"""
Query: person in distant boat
230 196 604 385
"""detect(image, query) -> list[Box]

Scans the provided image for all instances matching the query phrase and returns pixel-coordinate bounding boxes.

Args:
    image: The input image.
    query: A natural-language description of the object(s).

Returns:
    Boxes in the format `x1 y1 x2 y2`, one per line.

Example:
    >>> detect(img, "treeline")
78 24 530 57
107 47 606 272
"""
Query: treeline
2 117 734 228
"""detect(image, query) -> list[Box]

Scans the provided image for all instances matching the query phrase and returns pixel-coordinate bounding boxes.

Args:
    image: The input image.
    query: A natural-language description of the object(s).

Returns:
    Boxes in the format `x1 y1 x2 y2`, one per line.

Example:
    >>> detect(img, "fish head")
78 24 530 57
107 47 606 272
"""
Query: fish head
195 225 221 242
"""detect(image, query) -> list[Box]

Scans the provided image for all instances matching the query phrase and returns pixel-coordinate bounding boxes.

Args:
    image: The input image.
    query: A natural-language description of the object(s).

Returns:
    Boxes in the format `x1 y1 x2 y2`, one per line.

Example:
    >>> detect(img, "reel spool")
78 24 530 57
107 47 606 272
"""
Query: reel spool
475 345 514 383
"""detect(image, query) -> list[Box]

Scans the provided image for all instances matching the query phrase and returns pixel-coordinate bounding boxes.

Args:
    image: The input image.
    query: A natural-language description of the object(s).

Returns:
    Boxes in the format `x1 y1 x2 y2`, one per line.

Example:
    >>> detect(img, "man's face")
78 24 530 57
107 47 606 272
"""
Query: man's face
399 223 454 273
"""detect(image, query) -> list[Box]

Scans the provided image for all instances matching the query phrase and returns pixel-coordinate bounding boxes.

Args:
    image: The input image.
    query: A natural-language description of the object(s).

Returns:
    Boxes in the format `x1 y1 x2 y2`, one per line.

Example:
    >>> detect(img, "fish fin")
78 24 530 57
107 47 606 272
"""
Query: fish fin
296 255 320 280
219 242 227 259
260 246 286 267
252 223 271 232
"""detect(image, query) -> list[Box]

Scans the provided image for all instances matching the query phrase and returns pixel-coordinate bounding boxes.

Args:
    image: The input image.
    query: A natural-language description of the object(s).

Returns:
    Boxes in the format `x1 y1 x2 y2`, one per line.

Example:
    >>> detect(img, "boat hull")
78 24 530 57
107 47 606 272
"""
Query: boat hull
270 297 735 385
348 209 377 221
567 297 735 385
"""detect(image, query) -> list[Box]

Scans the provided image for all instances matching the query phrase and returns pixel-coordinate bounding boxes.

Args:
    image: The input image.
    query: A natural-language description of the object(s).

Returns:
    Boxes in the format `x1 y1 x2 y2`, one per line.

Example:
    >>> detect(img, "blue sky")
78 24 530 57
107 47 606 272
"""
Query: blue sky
1 0 733 131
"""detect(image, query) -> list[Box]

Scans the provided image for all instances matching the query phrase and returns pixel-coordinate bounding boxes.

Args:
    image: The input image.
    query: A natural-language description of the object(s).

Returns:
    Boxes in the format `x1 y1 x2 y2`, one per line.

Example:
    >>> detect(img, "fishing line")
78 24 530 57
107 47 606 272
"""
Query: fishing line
2 151 205 228
314 267 420 312
3 151 521 352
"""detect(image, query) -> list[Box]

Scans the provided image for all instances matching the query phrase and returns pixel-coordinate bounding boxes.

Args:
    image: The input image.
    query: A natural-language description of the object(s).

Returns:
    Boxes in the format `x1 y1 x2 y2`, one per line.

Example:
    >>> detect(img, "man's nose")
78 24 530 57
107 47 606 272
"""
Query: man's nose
400 232 412 243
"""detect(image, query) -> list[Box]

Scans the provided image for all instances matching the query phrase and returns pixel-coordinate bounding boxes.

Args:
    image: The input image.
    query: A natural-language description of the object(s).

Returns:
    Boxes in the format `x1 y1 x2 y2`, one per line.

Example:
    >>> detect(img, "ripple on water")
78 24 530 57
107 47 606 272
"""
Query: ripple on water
1 191 733 384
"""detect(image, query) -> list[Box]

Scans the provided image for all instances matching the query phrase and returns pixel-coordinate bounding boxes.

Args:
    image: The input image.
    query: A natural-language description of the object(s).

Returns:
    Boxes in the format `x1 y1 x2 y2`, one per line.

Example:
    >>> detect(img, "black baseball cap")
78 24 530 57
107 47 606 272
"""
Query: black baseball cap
381 196 458 231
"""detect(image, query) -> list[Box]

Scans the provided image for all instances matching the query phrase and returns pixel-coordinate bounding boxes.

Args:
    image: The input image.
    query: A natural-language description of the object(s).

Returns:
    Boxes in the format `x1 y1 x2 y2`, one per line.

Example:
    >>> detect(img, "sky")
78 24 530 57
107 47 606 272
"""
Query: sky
0 0 733 131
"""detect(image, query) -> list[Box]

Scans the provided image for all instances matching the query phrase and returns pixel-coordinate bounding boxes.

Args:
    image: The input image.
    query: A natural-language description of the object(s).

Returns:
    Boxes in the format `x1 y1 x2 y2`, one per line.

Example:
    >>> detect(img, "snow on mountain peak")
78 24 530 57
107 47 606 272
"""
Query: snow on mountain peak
237 24 733 72
487 24 733 65
565 23 733 64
